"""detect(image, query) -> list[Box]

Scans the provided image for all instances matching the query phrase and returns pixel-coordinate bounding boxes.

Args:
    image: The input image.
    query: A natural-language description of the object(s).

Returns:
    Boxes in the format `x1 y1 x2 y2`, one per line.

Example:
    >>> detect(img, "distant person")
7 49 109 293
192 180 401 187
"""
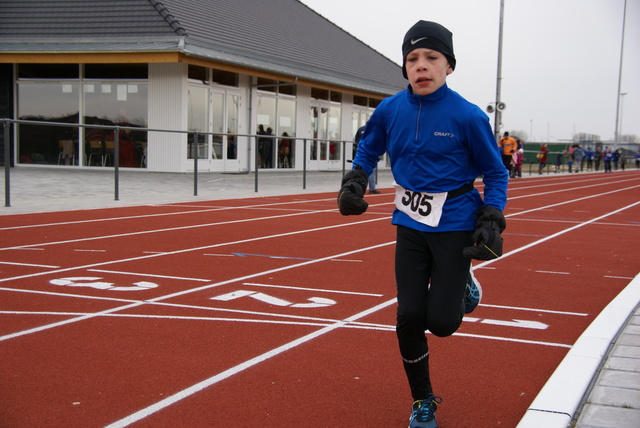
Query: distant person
585 147 594 171
594 146 603 171
613 149 621 171
337 20 507 428
572 144 584 173
498 131 517 175
278 132 292 168
603 146 613 173
511 146 524 178
538 143 549 174
635 150 640 170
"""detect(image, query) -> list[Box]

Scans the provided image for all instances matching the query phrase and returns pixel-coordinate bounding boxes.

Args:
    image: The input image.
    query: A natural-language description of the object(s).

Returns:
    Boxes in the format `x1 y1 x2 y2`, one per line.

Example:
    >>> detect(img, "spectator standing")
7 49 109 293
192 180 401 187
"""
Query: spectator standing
498 132 517 175
538 143 549 174
572 144 584 173
512 147 524 178
603 146 613 173
594 146 603 171
613 149 621 171
635 150 640 169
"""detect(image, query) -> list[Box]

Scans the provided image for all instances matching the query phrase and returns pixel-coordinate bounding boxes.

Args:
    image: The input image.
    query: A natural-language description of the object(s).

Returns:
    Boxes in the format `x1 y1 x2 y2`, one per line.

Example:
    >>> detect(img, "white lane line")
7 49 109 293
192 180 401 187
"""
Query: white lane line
88 269 211 282
1 310 574 348
0 216 390 285
0 261 59 268
0 196 337 232
103 298 398 428
241 282 383 297
0 204 376 252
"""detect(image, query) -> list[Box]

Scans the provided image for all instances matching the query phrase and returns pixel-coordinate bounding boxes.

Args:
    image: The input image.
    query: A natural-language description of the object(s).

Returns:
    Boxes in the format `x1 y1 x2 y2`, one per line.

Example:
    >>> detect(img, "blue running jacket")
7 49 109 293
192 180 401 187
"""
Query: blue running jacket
353 84 508 232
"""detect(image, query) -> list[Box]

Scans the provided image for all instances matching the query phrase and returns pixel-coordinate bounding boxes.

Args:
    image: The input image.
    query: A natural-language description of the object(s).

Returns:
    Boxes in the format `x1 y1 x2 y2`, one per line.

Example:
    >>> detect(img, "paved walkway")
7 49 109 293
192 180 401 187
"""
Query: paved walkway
2 166 639 428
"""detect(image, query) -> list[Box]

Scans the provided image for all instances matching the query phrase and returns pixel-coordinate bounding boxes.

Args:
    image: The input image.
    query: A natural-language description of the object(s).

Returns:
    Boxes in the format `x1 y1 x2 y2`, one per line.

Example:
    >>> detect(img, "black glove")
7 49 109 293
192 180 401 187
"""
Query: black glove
476 205 506 232
463 206 506 260
337 168 369 215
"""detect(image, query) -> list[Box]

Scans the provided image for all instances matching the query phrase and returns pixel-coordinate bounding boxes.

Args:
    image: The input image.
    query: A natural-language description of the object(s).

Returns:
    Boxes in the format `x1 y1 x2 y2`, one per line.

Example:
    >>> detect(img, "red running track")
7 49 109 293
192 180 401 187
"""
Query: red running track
1 171 639 427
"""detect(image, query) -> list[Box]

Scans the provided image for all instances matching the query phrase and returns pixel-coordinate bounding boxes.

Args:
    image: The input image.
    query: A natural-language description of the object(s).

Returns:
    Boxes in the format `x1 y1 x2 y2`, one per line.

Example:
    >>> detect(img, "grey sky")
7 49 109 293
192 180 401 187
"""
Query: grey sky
301 0 639 143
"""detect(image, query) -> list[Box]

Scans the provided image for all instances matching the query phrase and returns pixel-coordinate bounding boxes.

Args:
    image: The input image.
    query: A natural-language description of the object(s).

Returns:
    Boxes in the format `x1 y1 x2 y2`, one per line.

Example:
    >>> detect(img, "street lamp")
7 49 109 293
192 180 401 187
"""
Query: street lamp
493 0 505 141
619 92 627 142
614 0 627 144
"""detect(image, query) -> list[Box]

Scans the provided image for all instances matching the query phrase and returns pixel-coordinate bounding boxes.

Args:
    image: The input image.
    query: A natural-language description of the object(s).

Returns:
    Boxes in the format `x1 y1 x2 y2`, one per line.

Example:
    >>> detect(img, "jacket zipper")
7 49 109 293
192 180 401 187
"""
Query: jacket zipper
415 99 422 142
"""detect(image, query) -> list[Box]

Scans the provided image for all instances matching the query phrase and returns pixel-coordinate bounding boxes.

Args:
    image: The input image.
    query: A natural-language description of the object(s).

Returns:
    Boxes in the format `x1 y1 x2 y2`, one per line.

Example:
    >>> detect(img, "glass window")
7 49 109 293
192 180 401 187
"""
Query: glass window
257 95 276 168
277 98 296 168
84 64 148 79
83 82 148 167
211 92 224 160
311 88 329 100
353 95 368 106
18 64 79 79
189 66 238 86
188 65 208 83
212 69 239 87
17 83 80 165
257 78 277 93
278 82 296 96
226 94 239 160
328 106 341 160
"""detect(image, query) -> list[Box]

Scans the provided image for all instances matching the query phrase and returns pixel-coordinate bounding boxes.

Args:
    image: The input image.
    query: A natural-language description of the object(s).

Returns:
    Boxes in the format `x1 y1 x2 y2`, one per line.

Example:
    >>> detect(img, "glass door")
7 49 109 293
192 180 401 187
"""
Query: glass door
309 103 341 169
187 85 209 167
211 89 241 171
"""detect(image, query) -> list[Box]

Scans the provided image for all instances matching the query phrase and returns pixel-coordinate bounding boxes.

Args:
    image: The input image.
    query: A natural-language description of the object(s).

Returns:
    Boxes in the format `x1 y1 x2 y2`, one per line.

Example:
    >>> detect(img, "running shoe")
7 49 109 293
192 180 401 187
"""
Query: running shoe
409 395 442 428
464 269 482 314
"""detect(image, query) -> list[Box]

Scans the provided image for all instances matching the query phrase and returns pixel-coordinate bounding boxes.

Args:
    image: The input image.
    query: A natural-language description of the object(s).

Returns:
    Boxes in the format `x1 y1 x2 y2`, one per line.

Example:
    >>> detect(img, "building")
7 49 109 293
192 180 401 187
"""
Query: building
0 0 406 173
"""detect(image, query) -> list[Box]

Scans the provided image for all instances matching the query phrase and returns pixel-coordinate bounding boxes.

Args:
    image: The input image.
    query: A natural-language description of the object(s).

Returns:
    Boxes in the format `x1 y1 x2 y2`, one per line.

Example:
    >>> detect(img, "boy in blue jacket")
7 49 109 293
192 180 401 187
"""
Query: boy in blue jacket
338 20 508 428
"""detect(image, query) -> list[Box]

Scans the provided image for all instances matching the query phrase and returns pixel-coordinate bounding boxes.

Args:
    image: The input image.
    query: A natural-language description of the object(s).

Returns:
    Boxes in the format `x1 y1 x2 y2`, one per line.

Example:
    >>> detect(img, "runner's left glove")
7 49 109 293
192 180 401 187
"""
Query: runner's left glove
337 168 369 215
463 206 506 260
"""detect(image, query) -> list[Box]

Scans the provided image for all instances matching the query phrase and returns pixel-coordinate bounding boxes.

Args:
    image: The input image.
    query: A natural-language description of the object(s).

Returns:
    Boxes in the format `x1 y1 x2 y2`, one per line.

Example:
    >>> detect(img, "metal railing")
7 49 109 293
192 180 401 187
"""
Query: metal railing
2 118 359 208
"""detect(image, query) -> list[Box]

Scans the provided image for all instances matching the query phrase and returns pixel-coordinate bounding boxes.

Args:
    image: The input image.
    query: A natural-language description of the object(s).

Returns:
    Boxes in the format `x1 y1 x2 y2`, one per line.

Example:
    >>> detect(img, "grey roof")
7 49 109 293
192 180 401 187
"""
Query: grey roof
0 0 406 95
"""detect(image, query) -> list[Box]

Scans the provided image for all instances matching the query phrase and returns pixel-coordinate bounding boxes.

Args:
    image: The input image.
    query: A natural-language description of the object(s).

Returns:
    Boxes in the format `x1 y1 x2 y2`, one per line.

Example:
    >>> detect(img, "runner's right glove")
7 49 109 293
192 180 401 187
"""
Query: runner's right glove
337 168 369 215
462 206 506 260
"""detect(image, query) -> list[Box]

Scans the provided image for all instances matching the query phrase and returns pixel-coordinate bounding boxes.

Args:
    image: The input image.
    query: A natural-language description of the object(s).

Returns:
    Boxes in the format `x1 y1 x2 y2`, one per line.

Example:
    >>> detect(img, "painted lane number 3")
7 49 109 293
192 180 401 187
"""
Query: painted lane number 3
50 276 158 291
401 190 433 217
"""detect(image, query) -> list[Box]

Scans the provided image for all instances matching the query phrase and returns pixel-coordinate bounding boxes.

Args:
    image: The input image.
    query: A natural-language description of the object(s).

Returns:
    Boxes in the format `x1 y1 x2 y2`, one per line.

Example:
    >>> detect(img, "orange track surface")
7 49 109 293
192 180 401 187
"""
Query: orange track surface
1 171 639 427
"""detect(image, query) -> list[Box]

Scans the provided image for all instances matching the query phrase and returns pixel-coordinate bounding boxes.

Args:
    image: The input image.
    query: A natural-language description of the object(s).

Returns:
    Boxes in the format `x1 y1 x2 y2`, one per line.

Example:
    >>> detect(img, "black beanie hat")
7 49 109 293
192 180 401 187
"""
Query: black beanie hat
402 20 456 79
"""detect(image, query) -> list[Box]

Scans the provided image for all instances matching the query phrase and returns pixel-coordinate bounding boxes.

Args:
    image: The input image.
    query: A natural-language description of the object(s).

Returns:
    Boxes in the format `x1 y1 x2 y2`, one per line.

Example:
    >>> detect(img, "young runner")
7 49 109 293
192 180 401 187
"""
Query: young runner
338 20 508 428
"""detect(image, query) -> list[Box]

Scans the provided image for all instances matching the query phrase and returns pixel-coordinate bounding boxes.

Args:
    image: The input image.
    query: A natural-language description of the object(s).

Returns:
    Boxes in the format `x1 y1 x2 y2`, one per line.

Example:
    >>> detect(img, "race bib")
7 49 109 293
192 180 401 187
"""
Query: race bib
393 183 447 227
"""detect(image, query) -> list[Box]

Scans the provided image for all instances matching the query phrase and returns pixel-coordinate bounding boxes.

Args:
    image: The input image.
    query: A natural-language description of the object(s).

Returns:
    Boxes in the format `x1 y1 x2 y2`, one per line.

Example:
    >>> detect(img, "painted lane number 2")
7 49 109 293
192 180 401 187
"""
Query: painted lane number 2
211 290 336 308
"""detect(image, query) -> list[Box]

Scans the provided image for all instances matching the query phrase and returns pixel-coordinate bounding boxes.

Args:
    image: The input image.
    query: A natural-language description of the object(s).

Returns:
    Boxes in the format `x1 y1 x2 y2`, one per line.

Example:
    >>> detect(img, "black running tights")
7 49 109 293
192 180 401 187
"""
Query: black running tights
395 226 473 400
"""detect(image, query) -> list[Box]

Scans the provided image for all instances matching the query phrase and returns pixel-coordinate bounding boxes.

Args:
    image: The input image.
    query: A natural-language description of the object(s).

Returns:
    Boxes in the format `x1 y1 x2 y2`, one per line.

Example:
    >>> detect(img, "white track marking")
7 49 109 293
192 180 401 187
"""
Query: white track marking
88 269 211 282
241 282 383 297
0 261 59 268
0 216 390 284
103 298 398 428
1 180 638 426
0 241 395 342
0 196 338 232
0 205 383 252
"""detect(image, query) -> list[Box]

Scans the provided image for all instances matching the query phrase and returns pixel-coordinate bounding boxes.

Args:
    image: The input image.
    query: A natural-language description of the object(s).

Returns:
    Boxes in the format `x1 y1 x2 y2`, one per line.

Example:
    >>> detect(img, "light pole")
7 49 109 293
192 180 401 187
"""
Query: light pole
493 0 505 141
614 0 627 144
619 92 627 142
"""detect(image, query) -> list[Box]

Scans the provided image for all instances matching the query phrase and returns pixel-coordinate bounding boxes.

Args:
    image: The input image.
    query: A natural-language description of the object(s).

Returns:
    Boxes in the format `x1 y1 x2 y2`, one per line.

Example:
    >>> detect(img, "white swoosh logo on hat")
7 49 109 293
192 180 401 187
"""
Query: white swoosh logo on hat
411 37 428 45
